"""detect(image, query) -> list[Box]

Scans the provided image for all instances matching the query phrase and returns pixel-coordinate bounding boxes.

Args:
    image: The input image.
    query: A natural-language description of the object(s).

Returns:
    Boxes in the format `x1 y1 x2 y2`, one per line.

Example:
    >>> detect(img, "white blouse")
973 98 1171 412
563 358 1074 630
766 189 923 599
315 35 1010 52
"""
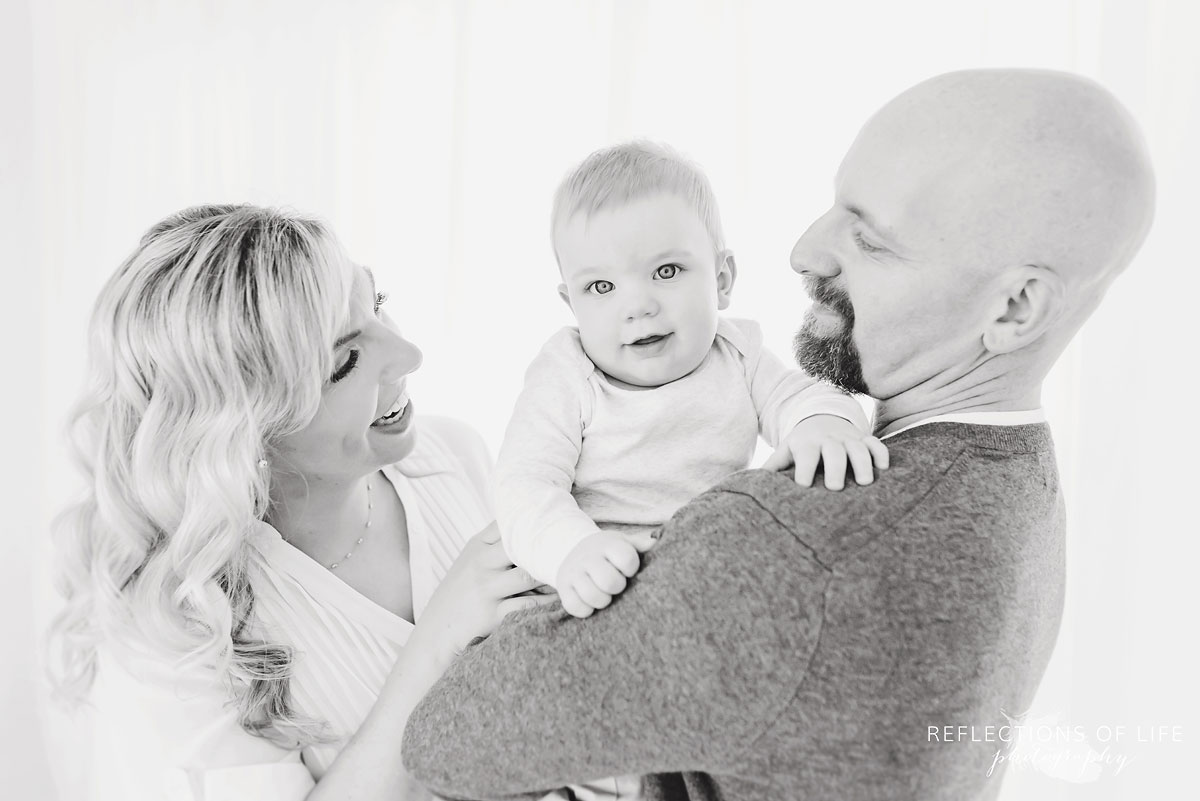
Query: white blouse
86 416 494 801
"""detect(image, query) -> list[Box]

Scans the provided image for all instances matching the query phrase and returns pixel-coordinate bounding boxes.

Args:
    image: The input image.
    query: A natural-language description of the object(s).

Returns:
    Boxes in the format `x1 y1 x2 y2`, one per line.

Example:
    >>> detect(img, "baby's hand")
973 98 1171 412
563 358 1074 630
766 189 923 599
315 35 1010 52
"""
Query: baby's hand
556 532 642 619
763 414 889 490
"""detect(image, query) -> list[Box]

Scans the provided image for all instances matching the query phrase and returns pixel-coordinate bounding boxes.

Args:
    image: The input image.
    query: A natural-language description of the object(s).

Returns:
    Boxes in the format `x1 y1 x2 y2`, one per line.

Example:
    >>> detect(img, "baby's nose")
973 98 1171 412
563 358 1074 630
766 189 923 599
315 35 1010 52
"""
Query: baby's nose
624 292 660 319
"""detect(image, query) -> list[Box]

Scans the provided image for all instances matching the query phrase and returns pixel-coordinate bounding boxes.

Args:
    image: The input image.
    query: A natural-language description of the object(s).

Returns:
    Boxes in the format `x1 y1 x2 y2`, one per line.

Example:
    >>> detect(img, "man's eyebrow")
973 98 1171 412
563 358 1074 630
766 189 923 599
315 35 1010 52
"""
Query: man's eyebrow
845 204 901 247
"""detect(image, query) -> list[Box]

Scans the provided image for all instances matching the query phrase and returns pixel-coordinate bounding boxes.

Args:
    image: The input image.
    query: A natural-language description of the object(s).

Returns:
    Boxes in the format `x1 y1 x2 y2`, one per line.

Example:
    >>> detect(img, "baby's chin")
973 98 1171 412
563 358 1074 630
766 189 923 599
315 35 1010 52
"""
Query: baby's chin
597 358 705 391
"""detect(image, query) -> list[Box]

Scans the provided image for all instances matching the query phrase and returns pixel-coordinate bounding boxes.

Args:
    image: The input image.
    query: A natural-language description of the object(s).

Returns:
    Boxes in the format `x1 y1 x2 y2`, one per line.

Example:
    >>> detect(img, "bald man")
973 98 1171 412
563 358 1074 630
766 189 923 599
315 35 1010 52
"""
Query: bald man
401 70 1154 801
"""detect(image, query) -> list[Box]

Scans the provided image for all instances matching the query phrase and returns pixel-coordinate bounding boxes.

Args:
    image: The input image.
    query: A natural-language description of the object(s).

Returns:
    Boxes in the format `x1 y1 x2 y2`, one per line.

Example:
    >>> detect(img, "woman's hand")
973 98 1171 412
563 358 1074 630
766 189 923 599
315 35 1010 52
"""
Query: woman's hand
311 524 550 800
409 522 558 667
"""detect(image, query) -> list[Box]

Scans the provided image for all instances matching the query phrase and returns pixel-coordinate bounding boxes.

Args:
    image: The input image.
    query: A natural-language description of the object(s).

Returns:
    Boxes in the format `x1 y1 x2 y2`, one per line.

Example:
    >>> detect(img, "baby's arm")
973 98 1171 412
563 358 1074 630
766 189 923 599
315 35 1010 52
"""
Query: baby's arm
495 331 645 618
554 531 648 618
735 319 888 489
762 414 890 490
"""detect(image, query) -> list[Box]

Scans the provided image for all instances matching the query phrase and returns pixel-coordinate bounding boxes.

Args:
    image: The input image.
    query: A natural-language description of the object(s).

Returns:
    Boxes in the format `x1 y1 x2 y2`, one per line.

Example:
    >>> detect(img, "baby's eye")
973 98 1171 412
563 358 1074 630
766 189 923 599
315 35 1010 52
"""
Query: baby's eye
654 264 682 279
853 231 886 254
586 280 615 295
374 291 389 316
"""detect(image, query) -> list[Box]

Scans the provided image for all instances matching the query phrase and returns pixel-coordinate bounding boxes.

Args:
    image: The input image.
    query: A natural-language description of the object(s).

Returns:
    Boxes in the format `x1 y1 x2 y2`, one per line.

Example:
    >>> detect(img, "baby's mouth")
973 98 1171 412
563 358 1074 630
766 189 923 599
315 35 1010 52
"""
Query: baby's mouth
628 333 671 347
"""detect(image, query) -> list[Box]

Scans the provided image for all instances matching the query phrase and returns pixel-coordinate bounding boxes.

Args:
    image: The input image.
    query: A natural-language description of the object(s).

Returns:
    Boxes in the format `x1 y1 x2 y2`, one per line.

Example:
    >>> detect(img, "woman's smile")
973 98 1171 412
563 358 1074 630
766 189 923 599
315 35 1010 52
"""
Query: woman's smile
370 397 414 434
372 384 411 426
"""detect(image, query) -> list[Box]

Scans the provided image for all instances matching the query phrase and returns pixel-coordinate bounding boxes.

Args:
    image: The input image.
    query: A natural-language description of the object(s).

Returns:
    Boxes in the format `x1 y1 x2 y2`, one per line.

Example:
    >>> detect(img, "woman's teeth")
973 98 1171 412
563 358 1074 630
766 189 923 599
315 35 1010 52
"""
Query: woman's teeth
372 393 409 426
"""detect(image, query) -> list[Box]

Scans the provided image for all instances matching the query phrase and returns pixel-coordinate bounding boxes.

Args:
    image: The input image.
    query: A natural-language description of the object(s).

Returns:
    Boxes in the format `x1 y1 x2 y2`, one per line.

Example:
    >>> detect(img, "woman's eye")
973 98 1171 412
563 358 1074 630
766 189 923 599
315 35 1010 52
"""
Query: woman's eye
374 291 389 316
330 349 359 384
853 231 885 254
654 264 681 279
586 280 615 295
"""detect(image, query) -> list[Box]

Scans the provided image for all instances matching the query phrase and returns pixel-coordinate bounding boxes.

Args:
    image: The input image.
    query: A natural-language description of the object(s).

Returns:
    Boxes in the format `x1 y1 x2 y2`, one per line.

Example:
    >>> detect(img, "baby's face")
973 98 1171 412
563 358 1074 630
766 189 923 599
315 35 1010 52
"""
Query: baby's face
556 193 733 388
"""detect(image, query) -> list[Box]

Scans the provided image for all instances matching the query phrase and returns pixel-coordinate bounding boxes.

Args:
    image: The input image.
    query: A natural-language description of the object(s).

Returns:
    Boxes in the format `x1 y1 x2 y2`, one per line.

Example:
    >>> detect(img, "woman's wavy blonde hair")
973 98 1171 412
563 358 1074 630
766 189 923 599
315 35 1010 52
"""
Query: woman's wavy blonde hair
49 204 356 746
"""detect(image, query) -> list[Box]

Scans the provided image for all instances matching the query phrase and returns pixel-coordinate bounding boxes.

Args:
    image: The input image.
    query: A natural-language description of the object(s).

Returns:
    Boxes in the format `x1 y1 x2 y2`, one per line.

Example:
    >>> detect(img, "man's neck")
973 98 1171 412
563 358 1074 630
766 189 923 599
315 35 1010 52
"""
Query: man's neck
874 388 1042 437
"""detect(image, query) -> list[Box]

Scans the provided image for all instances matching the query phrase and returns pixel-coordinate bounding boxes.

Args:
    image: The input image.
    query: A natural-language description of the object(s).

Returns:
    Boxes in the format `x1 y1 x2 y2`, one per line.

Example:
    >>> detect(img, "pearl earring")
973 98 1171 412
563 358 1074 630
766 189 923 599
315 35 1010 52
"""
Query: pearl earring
258 458 269 469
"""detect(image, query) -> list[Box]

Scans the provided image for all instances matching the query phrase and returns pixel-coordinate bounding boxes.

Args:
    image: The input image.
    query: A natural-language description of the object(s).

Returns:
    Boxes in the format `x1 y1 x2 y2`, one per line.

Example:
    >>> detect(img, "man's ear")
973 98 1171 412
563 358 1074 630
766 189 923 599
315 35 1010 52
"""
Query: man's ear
557 283 572 310
981 264 1065 354
716 250 737 311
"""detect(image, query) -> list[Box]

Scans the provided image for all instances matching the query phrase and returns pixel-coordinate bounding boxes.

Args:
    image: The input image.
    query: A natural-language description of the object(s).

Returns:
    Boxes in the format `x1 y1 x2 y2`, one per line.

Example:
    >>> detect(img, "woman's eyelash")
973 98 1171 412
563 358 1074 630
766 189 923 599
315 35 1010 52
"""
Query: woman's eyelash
853 231 885 253
330 349 359 384
329 290 386 384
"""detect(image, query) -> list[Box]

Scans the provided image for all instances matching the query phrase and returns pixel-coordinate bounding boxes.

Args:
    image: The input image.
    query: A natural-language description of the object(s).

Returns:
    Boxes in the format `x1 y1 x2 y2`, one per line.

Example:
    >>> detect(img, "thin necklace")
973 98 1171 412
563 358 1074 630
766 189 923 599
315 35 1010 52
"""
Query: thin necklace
330 479 372 570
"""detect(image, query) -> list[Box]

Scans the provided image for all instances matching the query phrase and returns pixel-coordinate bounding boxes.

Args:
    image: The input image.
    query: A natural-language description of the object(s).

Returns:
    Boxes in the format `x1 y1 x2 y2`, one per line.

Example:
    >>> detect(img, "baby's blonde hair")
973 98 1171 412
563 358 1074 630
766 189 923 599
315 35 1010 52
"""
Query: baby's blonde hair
551 140 726 260
49 204 356 747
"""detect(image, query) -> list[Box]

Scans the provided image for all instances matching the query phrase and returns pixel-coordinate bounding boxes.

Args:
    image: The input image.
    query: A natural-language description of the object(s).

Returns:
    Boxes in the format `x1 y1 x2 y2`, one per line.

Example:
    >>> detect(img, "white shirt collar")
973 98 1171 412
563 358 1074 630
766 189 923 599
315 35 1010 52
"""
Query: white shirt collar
880 408 1047 440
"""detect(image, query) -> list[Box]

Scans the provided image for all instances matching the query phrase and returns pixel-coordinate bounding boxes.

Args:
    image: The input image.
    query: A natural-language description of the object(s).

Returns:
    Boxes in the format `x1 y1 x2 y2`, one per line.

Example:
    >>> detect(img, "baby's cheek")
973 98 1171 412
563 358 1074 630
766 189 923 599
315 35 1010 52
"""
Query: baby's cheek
578 310 615 342
578 321 618 365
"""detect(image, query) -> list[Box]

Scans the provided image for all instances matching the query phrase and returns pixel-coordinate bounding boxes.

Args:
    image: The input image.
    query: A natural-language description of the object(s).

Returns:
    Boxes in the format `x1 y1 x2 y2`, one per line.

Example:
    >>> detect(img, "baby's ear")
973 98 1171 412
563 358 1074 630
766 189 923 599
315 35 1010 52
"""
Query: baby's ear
557 283 572 310
717 251 737 310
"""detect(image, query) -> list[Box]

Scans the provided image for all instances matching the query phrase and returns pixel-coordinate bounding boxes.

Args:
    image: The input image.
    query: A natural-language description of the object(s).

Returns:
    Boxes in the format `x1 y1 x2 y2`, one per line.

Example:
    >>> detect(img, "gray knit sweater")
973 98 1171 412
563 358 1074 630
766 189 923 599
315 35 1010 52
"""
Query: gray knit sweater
402 422 1066 800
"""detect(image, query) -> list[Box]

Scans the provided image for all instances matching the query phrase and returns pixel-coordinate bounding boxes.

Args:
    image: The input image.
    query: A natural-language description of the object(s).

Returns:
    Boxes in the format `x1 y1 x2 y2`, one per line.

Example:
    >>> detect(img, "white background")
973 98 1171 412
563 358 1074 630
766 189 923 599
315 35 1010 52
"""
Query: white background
3 1 1197 798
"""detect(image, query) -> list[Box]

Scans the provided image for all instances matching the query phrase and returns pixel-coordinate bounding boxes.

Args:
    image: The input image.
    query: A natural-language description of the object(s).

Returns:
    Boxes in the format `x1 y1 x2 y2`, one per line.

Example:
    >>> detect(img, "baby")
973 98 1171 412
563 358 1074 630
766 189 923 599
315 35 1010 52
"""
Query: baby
497 141 888 622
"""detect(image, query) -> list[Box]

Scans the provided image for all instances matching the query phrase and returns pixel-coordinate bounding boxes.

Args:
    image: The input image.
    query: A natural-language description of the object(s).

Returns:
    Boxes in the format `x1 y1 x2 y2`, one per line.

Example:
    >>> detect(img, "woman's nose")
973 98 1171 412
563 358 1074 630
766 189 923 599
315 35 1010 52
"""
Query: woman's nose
790 207 842 278
381 334 422 384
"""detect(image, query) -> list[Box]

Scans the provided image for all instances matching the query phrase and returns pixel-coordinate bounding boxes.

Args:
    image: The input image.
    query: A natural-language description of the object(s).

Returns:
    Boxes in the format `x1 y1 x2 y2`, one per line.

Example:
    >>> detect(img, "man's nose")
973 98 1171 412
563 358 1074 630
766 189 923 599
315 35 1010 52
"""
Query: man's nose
381 334 423 384
790 207 842 278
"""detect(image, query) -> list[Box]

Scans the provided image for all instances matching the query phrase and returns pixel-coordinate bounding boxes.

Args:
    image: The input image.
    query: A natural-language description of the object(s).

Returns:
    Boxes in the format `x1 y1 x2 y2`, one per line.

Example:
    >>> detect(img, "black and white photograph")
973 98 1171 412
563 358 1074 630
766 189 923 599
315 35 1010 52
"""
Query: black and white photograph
3 1 1196 799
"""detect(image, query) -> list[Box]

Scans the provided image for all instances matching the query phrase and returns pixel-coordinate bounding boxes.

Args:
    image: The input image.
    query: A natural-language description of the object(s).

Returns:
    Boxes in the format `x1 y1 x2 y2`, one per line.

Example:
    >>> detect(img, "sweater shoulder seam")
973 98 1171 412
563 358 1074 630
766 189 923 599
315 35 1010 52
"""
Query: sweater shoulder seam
713 444 973 767
720 442 971 566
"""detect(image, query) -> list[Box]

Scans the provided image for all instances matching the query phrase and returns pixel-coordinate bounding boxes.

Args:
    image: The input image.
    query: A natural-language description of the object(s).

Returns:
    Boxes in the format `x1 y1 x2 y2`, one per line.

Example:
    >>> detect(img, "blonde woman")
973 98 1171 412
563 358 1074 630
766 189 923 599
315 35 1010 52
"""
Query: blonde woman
50 204 556 800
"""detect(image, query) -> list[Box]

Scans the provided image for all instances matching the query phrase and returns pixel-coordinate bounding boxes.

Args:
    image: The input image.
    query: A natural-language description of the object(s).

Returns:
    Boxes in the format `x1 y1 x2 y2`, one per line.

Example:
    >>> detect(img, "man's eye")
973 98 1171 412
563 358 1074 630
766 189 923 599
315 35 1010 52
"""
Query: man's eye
853 231 885 254
330 349 359 384
374 291 389 316
586 280 615 295
654 264 681 279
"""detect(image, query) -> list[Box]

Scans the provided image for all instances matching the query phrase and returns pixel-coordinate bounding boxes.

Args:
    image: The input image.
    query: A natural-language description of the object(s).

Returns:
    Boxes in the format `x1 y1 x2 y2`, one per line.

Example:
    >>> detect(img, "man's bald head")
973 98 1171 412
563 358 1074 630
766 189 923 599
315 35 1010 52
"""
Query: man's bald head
852 68 1154 331
793 69 1155 411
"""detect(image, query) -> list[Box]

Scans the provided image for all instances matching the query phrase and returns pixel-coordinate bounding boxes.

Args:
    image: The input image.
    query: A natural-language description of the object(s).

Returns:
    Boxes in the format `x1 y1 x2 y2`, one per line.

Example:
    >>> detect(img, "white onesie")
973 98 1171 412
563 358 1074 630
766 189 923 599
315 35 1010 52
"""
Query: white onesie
497 317 869 586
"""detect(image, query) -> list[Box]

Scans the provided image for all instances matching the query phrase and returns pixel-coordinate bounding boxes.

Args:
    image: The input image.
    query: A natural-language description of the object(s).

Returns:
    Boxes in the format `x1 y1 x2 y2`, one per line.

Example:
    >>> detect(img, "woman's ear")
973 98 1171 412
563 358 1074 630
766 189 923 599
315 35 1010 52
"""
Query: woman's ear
716 250 737 310
981 264 1065 354
557 283 572 310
